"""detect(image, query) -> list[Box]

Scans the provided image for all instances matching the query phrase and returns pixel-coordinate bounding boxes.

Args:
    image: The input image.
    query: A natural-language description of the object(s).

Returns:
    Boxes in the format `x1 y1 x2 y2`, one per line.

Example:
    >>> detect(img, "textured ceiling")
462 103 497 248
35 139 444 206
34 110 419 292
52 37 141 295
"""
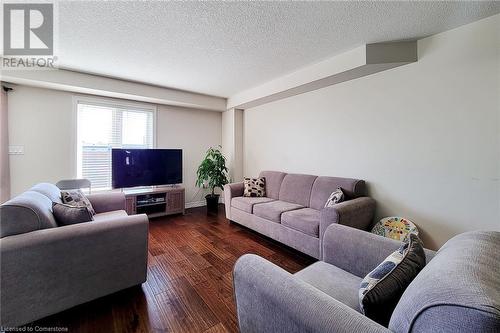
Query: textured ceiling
57 1 500 98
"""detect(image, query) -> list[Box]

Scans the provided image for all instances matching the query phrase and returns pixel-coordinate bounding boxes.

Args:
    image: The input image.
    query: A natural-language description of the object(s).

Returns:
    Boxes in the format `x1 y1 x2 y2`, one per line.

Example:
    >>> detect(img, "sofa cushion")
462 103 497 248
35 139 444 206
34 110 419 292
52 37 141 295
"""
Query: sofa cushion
93 210 128 222
359 233 425 326
309 176 366 210
253 200 303 223
0 191 58 238
324 187 345 208
259 171 287 200
30 183 62 203
231 196 275 214
52 202 94 226
243 177 266 197
389 231 500 332
278 174 317 207
281 208 320 237
295 261 362 312
61 190 96 215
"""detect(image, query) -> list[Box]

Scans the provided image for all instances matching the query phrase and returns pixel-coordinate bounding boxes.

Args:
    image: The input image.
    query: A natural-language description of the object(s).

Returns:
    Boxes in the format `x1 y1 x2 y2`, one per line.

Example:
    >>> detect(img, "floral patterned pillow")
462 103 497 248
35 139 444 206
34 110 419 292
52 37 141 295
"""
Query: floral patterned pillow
61 190 96 215
243 177 266 197
324 187 345 207
359 233 426 326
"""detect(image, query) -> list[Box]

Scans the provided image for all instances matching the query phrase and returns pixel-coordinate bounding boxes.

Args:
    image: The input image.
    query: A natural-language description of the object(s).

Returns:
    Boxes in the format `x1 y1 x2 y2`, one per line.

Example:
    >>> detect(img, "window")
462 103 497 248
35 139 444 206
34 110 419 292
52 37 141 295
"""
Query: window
76 100 155 190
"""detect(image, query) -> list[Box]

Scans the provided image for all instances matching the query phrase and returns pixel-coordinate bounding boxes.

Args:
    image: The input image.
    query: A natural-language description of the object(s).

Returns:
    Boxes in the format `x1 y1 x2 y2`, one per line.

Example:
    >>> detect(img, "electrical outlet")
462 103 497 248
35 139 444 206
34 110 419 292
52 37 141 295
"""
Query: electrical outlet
8 145 24 155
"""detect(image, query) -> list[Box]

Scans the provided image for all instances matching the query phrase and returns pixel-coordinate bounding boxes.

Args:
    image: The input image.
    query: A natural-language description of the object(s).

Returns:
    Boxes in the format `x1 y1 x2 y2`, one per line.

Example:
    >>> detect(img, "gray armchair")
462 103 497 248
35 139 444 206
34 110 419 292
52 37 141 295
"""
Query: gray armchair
0 183 149 327
233 224 500 333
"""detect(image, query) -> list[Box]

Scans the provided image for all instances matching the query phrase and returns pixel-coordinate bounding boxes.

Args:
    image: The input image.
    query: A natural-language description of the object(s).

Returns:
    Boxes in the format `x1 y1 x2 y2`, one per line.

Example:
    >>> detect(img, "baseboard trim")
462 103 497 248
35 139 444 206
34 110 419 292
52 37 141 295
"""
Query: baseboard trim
185 197 224 209
185 200 206 209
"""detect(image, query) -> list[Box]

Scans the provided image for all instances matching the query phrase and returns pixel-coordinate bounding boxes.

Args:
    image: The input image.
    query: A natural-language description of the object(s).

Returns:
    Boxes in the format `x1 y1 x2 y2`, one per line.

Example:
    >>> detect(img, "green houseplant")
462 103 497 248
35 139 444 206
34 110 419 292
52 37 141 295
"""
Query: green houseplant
196 146 230 212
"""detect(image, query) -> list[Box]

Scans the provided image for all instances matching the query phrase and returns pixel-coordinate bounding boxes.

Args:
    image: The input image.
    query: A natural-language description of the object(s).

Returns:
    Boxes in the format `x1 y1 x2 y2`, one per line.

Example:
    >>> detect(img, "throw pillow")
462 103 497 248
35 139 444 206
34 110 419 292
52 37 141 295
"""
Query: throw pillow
61 190 96 215
52 202 94 226
324 187 345 207
359 233 426 326
243 177 266 197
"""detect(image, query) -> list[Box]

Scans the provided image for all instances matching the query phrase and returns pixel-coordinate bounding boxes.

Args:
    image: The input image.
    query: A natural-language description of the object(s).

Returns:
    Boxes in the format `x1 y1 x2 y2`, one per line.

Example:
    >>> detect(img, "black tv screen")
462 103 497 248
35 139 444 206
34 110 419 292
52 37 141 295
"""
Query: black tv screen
112 149 182 188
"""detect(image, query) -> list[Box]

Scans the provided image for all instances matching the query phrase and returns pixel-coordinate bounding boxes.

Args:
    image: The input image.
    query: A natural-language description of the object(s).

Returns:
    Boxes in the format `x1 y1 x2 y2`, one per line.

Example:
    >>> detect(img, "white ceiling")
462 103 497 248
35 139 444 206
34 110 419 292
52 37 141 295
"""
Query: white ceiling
58 1 500 98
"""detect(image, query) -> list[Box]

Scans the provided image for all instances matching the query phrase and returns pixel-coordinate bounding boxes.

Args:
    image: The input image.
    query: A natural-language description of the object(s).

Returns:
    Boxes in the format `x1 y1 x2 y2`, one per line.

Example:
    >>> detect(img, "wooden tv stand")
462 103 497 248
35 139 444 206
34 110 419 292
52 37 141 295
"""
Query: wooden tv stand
123 186 185 218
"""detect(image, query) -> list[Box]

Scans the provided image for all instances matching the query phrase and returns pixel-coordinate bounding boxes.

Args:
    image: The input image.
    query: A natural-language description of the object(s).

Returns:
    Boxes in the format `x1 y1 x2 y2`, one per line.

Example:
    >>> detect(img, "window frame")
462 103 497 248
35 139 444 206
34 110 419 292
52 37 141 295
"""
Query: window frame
72 95 157 191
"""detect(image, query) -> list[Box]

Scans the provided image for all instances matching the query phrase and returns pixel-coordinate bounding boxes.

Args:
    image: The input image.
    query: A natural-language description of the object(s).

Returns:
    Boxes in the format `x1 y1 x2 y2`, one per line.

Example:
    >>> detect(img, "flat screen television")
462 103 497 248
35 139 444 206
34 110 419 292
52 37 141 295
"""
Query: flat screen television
112 148 182 188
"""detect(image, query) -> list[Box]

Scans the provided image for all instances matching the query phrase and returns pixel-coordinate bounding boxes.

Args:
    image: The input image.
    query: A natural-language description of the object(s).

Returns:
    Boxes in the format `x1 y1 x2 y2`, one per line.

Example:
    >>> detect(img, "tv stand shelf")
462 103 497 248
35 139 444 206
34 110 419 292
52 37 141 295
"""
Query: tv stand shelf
123 186 185 218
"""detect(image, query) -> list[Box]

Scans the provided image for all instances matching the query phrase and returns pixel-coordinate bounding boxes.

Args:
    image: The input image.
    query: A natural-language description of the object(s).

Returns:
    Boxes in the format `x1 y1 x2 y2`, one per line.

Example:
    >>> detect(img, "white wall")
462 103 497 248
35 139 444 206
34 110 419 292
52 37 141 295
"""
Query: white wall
1 89 11 203
8 86 75 196
7 85 222 206
221 109 234 180
221 108 244 183
243 14 500 249
156 105 222 205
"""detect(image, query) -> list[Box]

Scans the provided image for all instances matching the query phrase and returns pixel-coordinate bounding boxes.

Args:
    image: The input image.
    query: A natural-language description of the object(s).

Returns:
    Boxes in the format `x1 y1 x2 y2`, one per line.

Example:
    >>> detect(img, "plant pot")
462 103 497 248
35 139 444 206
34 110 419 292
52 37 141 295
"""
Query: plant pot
205 194 220 213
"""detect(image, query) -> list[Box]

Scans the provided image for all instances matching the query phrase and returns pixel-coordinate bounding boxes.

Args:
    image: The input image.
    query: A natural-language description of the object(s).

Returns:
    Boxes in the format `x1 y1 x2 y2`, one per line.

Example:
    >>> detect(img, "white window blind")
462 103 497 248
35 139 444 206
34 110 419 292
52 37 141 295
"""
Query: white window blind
76 101 155 190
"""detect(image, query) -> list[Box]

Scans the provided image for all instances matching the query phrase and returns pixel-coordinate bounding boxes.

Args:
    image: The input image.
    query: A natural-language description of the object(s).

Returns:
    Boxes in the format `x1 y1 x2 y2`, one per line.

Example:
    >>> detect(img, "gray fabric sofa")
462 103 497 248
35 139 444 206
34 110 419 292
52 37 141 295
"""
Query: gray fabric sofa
0 183 149 327
224 171 375 258
233 223 500 333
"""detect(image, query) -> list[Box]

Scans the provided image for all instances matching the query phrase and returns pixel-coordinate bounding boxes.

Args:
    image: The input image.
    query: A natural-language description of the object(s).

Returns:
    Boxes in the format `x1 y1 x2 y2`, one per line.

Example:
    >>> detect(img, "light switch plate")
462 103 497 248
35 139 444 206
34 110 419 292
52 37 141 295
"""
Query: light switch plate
8 145 24 155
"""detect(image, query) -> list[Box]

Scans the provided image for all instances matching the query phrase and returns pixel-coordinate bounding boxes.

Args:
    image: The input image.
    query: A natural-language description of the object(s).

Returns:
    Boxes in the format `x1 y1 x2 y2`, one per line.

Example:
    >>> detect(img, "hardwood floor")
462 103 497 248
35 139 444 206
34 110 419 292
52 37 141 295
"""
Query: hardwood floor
28 205 316 333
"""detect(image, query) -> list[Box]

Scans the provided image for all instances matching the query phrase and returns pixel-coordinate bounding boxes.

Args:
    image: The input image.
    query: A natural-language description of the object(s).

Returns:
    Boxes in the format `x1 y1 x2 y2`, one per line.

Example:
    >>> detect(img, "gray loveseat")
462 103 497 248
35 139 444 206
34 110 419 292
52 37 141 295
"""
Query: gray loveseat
0 183 149 327
224 171 375 258
234 223 500 332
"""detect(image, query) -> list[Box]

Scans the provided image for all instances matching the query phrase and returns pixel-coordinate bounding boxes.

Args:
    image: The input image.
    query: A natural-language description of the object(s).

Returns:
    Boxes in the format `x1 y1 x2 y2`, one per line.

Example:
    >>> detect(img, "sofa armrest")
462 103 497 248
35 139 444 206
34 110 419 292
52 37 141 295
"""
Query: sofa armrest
322 223 436 278
87 191 126 214
319 197 375 257
320 197 376 235
223 182 244 220
0 214 148 326
233 254 390 333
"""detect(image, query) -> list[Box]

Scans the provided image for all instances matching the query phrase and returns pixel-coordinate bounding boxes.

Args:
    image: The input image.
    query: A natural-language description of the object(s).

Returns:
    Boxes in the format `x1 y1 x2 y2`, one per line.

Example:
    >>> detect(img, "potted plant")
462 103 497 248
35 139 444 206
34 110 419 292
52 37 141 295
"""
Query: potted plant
196 146 230 212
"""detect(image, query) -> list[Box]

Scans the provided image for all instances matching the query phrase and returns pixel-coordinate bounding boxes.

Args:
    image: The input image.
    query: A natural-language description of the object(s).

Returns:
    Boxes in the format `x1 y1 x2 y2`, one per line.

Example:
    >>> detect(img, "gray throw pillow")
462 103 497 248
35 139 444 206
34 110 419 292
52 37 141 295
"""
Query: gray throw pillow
359 233 426 326
243 177 266 197
52 202 94 226
324 187 345 207
61 189 96 215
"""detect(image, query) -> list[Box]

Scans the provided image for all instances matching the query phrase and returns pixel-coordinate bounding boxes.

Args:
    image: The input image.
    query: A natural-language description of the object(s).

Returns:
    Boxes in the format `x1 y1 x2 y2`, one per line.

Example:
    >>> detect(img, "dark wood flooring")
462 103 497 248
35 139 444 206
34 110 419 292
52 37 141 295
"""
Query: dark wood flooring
28 205 315 333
